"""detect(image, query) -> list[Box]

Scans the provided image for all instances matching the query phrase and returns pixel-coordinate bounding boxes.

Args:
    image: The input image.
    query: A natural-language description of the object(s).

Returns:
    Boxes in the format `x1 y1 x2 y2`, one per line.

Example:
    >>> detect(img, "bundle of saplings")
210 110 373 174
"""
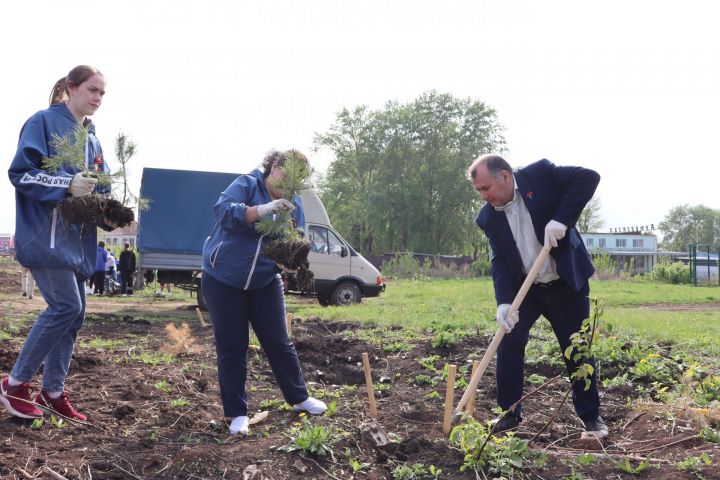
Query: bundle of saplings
42 125 135 230
256 150 315 293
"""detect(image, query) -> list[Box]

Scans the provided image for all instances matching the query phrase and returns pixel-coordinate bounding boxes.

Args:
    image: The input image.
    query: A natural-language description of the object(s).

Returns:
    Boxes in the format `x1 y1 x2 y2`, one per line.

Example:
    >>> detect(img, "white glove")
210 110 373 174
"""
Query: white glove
68 173 98 197
256 198 295 217
544 220 567 248
496 304 519 333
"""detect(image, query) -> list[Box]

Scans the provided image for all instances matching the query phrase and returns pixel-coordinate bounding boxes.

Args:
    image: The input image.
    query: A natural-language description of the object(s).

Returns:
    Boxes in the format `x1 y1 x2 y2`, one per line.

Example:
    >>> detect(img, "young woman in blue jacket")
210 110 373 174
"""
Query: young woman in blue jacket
2 66 115 421
202 149 326 435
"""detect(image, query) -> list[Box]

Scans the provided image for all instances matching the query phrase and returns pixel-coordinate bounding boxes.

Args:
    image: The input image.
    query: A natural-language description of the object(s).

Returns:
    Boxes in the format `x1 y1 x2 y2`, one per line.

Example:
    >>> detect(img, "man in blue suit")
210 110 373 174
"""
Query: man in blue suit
467 154 607 438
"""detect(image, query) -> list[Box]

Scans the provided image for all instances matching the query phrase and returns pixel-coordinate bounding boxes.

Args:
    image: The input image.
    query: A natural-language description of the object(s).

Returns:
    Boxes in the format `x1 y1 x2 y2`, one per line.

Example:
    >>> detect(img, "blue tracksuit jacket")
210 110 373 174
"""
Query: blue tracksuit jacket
202 168 305 290
8 103 110 280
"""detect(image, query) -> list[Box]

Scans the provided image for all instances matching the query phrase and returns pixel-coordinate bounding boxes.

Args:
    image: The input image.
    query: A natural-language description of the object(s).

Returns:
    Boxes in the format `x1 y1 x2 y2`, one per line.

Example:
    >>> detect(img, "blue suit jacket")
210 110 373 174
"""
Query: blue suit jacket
475 159 600 305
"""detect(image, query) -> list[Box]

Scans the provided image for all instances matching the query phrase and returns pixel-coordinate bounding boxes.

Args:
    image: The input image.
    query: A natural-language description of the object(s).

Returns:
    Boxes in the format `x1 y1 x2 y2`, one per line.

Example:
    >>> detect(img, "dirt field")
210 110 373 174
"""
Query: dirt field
1 260 718 479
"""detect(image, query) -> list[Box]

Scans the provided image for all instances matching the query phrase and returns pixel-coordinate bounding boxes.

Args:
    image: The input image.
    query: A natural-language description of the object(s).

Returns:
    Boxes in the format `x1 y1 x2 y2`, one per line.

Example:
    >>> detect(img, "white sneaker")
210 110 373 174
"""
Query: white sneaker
293 397 327 415
229 416 249 435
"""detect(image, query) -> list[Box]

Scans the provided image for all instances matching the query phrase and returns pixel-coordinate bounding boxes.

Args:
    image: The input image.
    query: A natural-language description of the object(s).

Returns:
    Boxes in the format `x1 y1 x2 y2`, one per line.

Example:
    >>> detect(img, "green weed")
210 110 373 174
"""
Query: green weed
137 351 174 366
278 420 338 457
153 380 171 393
613 457 650 475
676 453 712 473
449 418 529 477
259 398 284 410
170 398 189 408
411 375 434 387
391 463 441 480
431 330 458 349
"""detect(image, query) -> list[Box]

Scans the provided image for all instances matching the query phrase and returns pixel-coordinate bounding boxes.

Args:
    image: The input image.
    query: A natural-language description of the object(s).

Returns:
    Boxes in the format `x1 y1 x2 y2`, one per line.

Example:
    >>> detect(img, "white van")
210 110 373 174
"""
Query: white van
297 191 385 306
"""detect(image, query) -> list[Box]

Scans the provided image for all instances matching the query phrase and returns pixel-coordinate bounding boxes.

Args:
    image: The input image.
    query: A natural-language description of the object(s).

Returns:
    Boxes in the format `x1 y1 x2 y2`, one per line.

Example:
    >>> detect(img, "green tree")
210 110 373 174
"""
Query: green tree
315 91 505 256
659 204 720 251
577 196 605 233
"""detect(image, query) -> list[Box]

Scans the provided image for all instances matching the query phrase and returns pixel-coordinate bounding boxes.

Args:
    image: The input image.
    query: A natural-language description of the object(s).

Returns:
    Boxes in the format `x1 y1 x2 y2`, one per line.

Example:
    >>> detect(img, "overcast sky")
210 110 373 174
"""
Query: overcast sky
1 0 718 238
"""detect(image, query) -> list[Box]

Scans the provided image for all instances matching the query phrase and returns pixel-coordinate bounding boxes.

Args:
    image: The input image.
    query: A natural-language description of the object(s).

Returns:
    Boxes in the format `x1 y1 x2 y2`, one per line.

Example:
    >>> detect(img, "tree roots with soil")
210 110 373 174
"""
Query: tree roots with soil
263 238 315 292
59 195 135 229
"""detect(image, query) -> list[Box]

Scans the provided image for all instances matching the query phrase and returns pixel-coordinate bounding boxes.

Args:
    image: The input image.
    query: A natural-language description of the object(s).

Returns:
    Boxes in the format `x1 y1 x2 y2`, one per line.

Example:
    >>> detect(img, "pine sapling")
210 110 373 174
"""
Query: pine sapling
41 124 136 228
257 149 316 292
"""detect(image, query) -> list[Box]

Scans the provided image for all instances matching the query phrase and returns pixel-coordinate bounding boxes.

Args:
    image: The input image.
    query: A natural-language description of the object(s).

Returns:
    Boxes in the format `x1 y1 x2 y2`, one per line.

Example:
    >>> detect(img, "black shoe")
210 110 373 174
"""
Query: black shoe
582 416 608 436
492 413 521 432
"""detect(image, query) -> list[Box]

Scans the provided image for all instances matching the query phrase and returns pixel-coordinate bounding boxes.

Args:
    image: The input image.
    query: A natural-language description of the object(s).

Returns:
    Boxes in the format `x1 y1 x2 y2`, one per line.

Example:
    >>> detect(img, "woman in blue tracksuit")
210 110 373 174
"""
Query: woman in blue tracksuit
2 66 114 421
202 149 326 436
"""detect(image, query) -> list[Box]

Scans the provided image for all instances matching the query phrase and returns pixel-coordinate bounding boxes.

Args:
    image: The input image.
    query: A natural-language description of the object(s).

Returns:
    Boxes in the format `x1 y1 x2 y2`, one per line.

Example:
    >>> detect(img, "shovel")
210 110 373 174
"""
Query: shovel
451 245 552 424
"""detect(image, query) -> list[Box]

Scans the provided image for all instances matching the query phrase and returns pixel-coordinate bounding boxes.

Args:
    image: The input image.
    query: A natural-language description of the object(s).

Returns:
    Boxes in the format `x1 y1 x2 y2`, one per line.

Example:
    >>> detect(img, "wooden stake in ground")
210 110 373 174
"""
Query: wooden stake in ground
286 312 293 336
442 364 457 435
465 361 480 417
195 307 207 327
361 352 377 417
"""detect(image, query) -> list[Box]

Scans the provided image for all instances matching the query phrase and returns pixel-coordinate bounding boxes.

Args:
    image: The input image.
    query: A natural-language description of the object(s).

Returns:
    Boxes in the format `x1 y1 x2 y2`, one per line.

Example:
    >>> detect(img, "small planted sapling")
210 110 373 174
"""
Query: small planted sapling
256 149 315 292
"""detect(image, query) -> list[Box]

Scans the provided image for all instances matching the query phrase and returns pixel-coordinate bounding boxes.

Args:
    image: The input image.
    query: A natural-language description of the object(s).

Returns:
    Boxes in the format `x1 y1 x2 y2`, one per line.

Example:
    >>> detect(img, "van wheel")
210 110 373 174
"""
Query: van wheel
331 281 361 306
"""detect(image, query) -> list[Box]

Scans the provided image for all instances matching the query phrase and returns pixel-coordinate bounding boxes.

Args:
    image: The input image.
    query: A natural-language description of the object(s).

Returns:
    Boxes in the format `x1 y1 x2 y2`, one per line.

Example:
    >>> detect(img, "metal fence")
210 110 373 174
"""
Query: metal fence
688 243 719 286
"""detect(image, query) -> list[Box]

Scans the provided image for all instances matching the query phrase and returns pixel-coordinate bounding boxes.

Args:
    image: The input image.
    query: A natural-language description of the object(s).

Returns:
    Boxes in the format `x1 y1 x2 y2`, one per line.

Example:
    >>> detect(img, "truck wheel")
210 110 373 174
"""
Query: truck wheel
331 281 361 306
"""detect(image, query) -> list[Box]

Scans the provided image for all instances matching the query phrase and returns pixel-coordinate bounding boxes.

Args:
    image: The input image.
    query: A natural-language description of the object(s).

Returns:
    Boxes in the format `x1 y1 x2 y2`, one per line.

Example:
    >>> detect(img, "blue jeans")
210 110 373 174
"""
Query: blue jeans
202 273 308 417
11 268 86 392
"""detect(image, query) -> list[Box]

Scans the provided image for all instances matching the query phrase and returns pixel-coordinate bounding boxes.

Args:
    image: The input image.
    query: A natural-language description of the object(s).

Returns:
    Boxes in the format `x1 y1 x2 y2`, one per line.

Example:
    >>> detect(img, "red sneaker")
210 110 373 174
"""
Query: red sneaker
0 377 43 419
35 391 87 421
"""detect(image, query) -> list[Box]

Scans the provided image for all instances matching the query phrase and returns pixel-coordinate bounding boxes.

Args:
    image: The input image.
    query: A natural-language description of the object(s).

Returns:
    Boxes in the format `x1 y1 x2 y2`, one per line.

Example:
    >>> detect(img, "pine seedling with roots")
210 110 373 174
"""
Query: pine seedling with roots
255 149 316 292
41 125 138 228
255 149 313 238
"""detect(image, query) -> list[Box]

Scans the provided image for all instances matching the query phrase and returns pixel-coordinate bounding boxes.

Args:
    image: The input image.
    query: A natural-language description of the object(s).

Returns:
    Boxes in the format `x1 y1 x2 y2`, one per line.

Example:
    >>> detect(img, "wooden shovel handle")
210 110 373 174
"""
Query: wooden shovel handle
452 246 551 422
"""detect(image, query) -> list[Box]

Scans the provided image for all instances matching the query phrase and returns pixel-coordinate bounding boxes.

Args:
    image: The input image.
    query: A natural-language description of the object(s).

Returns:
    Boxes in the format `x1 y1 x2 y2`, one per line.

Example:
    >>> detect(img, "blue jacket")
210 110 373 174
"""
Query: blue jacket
202 168 305 290
95 246 108 273
8 103 110 280
476 159 600 305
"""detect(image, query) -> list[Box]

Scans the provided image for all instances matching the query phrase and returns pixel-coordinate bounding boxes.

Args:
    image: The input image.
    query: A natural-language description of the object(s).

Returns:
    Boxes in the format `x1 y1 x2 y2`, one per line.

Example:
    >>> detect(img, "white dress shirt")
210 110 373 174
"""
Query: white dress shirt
495 176 560 284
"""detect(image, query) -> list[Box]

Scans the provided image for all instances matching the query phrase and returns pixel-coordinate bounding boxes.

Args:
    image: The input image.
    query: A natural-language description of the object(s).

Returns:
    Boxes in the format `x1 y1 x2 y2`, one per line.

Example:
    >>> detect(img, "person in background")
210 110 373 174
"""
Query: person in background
2 65 113 421
118 242 136 296
93 241 108 295
106 248 117 282
156 270 174 296
201 149 326 436
20 266 35 299
467 154 607 440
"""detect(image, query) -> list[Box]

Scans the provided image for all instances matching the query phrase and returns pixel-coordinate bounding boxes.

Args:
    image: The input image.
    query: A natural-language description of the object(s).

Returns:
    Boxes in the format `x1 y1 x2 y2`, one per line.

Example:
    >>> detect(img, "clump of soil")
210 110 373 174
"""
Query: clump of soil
295 265 315 294
59 196 134 229
59 194 105 225
263 238 315 292
103 198 135 228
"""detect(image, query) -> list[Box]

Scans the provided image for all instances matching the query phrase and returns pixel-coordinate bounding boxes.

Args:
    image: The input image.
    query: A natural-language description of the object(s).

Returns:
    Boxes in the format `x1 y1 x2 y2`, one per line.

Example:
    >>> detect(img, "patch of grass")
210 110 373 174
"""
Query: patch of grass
83 338 126 350
289 278 497 332
136 351 174 366
170 398 189 408
289 278 720 355
604 308 720 354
